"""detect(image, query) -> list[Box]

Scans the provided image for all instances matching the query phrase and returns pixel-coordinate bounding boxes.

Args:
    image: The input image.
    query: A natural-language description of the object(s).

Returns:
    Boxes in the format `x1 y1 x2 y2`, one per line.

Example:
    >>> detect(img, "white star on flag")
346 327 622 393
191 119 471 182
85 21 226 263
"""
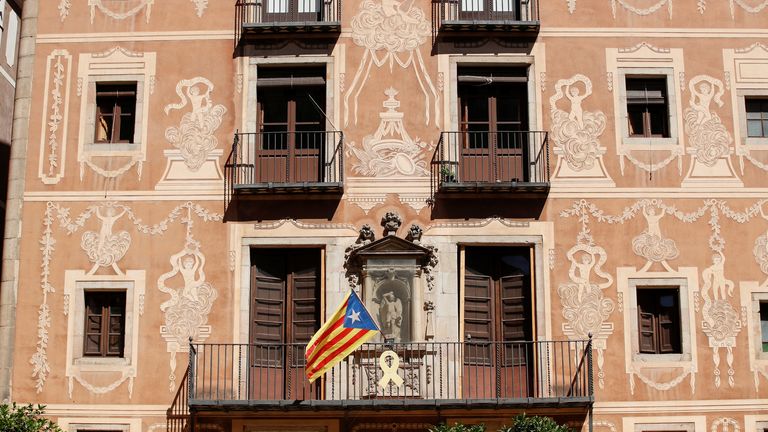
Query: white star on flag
347 309 361 323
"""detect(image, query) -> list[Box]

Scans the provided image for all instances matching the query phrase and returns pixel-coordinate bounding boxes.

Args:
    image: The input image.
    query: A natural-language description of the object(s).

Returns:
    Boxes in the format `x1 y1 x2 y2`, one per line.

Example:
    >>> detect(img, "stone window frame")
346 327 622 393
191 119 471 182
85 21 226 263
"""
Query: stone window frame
58 418 141 432
737 89 768 147
64 270 145 383
76 47 156 171
724 43 768 171
443 51 545 182
740 281 768 372
606 44 686 175
623 416 705 432
617 267 698 368
616 67 680 149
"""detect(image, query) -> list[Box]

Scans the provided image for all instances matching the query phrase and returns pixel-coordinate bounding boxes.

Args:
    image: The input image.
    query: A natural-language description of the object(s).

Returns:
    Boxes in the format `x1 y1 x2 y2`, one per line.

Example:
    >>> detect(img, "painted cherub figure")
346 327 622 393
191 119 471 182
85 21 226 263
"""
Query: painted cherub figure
81 204 131 275
702 250 734 301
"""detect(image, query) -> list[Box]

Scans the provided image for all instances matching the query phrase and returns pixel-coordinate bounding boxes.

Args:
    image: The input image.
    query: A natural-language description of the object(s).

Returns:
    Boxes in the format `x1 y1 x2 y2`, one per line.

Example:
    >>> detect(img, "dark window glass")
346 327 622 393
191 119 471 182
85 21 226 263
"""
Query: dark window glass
746 97 768 138
637 287 682 354
626 77 670 138
95 83 137 144
84 291 126 357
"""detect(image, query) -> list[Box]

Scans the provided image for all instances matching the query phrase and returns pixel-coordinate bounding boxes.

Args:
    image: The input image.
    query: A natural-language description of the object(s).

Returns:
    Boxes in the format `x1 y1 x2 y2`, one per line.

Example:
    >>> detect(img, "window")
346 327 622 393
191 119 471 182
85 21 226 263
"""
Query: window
94 83 137 144
256 66 326 183
460 0 519 17
250 248 321 399
463 246 533 397
761 301 768 353
456 66 529 182
637 287 681 354
747 97 768 138
83 291 126 357
626 77 670 138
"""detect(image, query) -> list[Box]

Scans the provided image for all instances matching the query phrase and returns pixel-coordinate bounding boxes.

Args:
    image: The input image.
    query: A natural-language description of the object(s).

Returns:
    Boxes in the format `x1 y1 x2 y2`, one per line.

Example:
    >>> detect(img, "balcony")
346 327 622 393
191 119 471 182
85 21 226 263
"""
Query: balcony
432 0 540 40
180 339 592 411
430 130 549 204
235 0 341 44
224 131 344 213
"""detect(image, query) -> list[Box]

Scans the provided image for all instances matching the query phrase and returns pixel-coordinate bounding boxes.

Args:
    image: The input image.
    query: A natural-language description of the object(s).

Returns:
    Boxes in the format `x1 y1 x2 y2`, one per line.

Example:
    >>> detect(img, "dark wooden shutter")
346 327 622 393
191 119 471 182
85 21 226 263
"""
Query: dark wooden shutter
289 255 320 367
658 292 680 353
638 310 657 354
84 292 125 357
499 275 527 341
464 273 493 364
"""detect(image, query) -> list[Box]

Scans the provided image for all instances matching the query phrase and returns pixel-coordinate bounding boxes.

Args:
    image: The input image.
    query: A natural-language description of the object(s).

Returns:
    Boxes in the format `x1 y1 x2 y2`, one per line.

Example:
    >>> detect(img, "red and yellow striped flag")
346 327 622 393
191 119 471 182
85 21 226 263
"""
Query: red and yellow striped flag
305 290 379 382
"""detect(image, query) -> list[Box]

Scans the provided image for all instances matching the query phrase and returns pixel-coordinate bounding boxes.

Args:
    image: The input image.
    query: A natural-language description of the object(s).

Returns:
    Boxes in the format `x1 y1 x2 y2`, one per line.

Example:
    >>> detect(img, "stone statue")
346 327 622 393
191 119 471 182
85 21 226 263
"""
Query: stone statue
378 291 403 341
382 212 402 236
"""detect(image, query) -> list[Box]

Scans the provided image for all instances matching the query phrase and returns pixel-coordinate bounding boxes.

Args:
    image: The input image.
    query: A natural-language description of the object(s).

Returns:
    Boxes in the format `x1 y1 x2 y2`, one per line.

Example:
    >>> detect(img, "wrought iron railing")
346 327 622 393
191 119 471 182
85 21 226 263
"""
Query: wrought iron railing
186 340 591 405
430 130 549 196
167 368 190 432
224 130 344 207
432 0 540 26
235 0 342 42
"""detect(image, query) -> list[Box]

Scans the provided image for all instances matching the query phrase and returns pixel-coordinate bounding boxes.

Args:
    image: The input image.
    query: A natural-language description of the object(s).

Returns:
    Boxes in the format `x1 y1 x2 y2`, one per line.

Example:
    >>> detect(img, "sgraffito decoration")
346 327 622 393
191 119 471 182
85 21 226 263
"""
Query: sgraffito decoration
566 0 672 17
59 0 207 22
561 198 768 393
164 77 227 171
684 76 731 167
549 74 613 184
39 50 72 185
345 0 439 128
33 201 222 394
347 88 434 177
558 236 615 388
158 206 218 392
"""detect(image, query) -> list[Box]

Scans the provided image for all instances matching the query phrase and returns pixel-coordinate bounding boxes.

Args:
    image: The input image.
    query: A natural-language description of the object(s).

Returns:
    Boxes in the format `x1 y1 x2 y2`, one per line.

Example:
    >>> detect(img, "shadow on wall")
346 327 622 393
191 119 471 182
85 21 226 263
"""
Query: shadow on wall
430 196 547 220
0 140 9 284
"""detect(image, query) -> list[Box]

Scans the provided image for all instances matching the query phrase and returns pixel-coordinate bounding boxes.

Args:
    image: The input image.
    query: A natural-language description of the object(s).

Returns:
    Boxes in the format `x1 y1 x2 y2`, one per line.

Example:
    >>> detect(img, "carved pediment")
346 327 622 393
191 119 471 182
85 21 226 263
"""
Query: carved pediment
349 235 431 265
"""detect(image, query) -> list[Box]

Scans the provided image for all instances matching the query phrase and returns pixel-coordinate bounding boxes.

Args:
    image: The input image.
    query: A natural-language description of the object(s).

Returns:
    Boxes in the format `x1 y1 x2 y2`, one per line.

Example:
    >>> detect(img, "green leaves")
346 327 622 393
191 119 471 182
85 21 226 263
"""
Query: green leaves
431 415 571 432
0 403 63 432
499 414 572 432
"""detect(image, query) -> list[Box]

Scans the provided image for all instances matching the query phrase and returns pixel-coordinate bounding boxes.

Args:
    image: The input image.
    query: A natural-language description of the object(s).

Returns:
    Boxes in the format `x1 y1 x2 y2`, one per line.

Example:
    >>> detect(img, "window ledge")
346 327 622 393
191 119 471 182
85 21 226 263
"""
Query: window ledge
622 137 679 150
84 142 141 155
73 357 131 371
745 137 768 147
632 352 691 364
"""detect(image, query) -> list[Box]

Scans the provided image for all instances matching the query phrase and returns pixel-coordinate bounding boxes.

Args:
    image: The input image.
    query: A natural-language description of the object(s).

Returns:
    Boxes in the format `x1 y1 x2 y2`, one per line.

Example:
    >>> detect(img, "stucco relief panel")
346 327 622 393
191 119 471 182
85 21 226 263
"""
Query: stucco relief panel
682 75 742 187
550 74 614 186
32 201 223 395
345 0 439 128
347 88 434 177
58 0 207 22
38 49 73 185
156 77 227 190
561 199 767 394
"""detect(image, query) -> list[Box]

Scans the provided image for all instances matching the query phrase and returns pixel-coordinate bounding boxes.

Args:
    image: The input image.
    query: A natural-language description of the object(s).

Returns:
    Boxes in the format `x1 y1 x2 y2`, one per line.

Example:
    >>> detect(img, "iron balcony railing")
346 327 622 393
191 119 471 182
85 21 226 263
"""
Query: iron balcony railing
167 369 189 432
186 339 592 407
432 0 540 29
224 131 344 204
235 0 342 43
430 130 549 196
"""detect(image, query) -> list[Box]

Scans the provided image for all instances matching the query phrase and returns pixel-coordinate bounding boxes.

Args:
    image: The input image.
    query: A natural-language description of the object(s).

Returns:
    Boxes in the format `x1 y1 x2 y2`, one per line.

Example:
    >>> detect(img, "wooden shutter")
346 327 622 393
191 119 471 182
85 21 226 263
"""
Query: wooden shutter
499 275 527 341
638 310 657 354
83 292 125 357
289 255 320 367
658 293 680 354
464 273 493 364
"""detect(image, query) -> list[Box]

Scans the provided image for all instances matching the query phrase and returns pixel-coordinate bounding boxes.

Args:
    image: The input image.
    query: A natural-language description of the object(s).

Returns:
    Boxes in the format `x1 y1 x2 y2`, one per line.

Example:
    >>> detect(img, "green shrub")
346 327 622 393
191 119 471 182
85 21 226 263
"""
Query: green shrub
0 403 62 432
499 414 572 432
430 423 486 432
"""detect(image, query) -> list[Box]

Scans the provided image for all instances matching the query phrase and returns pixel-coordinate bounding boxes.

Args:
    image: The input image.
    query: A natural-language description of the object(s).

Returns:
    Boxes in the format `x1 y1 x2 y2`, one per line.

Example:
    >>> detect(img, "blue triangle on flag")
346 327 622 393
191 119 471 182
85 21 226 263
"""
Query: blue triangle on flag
343 290 379 331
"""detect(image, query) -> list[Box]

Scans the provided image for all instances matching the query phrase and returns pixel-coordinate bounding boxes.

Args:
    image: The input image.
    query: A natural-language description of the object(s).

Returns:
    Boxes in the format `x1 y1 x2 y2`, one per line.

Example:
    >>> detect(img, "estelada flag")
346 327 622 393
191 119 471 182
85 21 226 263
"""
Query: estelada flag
305 289 379 382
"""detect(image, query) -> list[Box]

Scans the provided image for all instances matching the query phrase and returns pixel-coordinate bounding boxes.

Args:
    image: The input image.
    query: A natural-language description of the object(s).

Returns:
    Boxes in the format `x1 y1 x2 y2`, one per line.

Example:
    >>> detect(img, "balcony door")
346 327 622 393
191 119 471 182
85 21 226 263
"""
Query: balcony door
459 0 519 21
250 248 321 400
463 246 533 399
263 0 322 23
256 67 326 184
458 68 529 183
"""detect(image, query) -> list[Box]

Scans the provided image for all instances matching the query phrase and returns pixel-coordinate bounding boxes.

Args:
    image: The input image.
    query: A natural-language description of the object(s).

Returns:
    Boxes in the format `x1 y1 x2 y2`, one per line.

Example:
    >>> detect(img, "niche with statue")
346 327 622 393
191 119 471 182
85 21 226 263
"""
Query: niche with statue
345 212 437 343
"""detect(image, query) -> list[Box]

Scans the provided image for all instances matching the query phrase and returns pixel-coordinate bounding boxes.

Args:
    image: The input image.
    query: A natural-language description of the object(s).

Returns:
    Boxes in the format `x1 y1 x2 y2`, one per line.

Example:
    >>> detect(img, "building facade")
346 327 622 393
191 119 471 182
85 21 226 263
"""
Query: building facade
2 1 768 431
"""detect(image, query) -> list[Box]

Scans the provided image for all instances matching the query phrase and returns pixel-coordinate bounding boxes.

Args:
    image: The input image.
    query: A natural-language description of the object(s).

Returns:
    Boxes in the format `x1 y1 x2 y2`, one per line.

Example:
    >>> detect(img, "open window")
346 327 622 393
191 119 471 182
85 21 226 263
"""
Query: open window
94 83 137 145
463 246 533 398
636 287 682 355
626 77 670 139
255 66 327 183
250 248 321 399
456 66 530 183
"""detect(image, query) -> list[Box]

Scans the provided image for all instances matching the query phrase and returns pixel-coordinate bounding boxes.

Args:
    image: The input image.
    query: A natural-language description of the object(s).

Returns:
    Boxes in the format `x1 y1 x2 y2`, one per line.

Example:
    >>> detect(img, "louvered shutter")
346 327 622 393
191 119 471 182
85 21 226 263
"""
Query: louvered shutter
500 275 529 366
638 310 657 354
289 257 320 367
464 273 493 365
